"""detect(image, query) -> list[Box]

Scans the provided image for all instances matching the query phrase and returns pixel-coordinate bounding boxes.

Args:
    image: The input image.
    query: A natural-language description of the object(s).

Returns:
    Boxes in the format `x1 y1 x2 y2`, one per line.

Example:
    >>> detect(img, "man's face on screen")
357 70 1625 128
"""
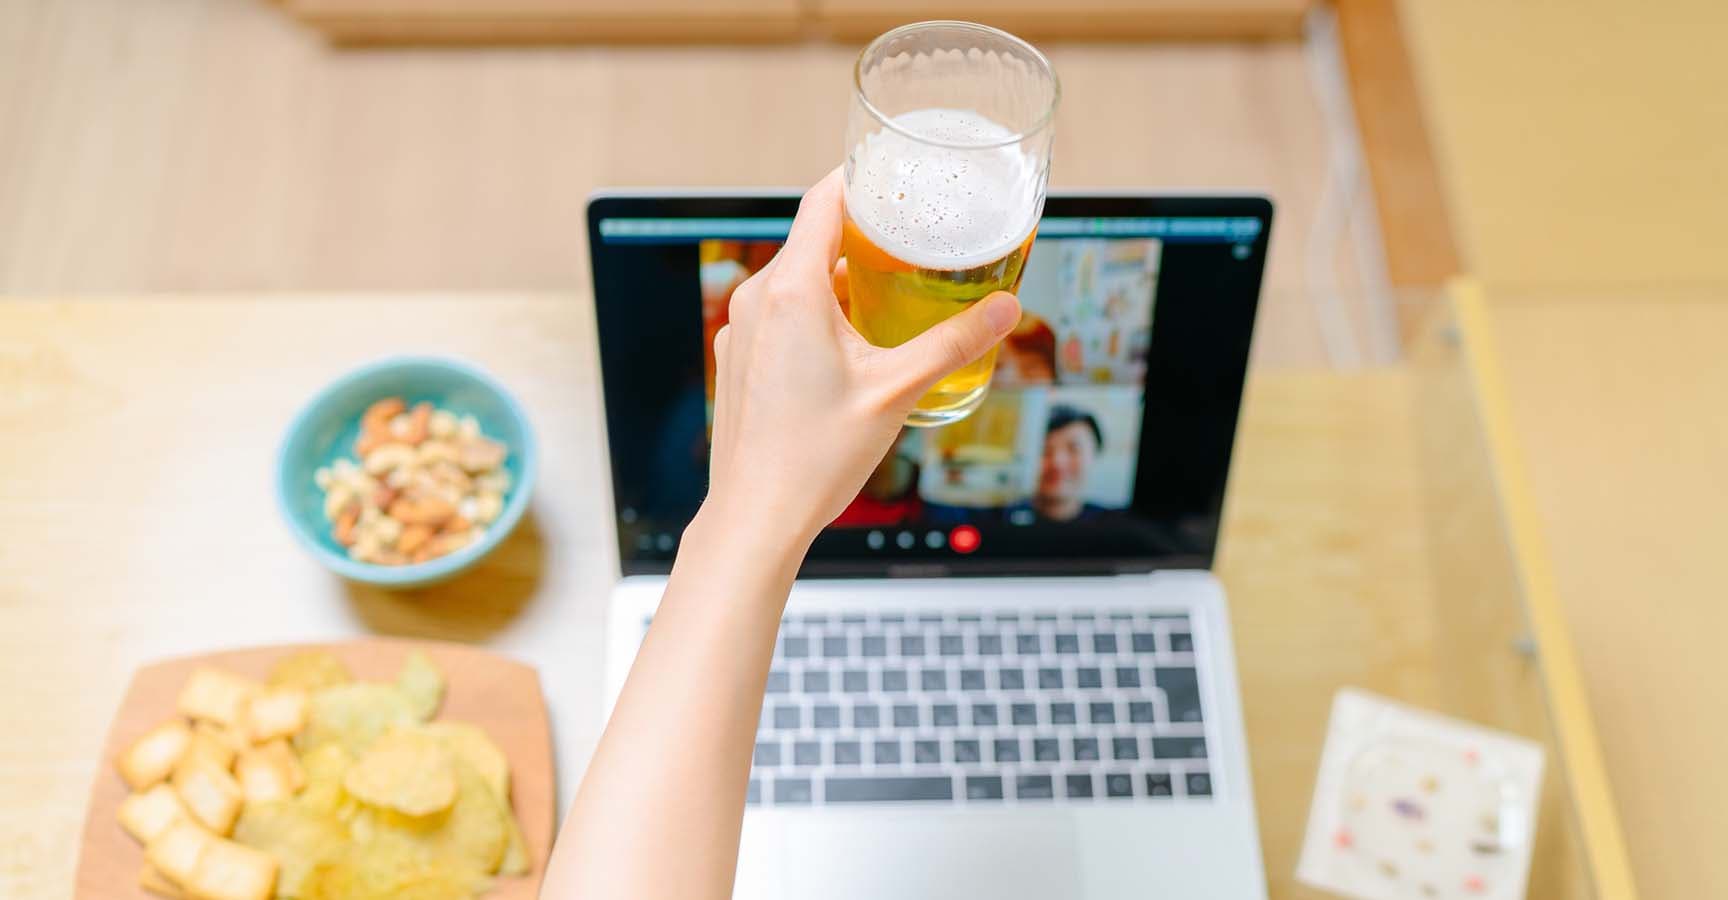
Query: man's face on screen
1037 421 1098 518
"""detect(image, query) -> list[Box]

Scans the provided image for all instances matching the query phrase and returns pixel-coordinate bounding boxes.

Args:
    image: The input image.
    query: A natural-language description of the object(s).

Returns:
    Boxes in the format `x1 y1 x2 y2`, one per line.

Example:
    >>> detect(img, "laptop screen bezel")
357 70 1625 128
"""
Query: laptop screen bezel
588 192 1271 578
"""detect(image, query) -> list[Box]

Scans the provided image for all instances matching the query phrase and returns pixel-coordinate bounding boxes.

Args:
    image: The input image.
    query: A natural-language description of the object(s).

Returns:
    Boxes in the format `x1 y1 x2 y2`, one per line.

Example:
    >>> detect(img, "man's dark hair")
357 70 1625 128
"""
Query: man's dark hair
1046 404 1103 449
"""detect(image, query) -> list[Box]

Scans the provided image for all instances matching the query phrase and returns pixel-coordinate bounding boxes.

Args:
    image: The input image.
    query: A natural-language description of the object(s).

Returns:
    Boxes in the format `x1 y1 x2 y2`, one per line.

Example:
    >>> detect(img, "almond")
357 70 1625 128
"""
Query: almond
396 523 434 556
458 437 507 473
400 402 433 445
333 506 359 546
388 494 456 527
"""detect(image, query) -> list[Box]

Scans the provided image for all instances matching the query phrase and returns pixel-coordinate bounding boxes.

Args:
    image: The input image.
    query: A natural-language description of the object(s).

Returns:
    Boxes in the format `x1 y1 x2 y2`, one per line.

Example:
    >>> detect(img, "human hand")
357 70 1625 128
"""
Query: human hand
702 168 1021 544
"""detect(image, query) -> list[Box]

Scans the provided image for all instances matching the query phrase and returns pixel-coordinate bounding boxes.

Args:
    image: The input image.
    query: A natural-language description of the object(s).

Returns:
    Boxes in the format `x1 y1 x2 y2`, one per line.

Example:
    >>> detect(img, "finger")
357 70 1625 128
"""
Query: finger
831 258 849 303
774 167 846 283
712 324 732 367
884 292 1021 393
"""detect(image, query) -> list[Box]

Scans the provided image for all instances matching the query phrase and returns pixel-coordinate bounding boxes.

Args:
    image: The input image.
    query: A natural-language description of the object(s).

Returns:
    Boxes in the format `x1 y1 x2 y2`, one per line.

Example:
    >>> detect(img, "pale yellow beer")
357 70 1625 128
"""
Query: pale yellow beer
843 105 1048 425
843 215 1035 422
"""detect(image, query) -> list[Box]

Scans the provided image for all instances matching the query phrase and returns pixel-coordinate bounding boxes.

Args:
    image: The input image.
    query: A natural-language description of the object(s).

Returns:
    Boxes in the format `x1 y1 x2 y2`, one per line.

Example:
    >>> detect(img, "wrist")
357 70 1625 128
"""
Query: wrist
685 494 816 575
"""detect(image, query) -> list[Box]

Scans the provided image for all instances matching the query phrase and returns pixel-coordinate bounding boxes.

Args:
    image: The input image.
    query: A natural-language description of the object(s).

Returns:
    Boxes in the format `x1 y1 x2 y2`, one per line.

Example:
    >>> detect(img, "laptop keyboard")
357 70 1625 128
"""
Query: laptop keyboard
644 607 1213 806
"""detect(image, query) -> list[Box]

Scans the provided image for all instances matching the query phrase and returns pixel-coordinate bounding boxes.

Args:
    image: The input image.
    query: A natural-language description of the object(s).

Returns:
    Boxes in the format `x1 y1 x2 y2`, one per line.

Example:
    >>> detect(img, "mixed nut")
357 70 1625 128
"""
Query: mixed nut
315 397 511 566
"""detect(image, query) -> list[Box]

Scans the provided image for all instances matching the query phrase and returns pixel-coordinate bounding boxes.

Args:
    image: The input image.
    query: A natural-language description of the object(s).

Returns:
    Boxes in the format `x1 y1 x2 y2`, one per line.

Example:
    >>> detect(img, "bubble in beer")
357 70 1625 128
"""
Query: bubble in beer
848 108 1040 270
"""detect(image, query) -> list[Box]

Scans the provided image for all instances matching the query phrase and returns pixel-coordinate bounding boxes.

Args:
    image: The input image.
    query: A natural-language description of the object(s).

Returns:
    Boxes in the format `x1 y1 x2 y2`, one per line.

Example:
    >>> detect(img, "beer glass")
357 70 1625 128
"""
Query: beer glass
844 21 1058 426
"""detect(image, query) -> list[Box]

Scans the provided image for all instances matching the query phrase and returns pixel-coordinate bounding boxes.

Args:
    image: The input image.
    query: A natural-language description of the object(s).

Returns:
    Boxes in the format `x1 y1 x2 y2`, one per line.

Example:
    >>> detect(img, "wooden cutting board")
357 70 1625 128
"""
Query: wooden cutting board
74 639 555 899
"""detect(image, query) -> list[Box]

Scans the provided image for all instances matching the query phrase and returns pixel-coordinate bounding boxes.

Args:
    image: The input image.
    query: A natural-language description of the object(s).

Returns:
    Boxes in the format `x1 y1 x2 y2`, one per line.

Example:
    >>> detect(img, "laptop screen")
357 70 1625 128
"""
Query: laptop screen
590 195 1269 576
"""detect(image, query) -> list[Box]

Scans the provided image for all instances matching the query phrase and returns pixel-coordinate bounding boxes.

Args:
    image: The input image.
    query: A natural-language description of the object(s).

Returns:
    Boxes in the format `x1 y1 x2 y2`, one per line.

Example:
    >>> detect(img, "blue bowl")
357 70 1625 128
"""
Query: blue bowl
276 356 538 589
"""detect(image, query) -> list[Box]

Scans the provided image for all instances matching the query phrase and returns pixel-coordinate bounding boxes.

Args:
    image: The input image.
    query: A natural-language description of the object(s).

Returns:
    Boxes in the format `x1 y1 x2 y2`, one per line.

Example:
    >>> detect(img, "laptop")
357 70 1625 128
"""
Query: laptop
591 192 1272 899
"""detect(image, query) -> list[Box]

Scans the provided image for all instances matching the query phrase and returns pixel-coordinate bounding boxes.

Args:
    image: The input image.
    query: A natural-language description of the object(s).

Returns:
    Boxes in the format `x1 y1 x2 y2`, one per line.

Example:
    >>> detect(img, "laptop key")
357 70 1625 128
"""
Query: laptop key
992 738 1021 763
998 667 1027 691
972 703 999 726
781 636 809 659
802 670 830 693
772 705 801 729
842 669 869 693
881 668 908 693
966 776 1005 801
1089 702 1116 725
1038 668 1064 689
977 633 1003 656
900 635 927 657
1115 667 1142 689
1011 703 1038 726
1185 772 1213 797
1016 633 1042 654
893 705 920 728
793 741 822 767
813 705 841 729
833 740 863 766
914 740 941 764
861 635 888 657
921 668 948 691
1016 775 1055 800
1077 667 1103 689
932 704 959 727
1128 701 1156 724
1065 774 1095 799
1112 737 1140 760
1093 633 1120 654
825 776 953 803
773 778 812 805
953 739 981 763
1073 738 1100 761
939 634 965 656
1050 703 1077 725
1146 772 1174 797
1155 668 1205 722
917 613 945 625
766 670 790 694
1105 773 1134 798
852 703 881 729
1153 737 1209 760
1033 738 1060 762
746 779 761 805
1169 632 1195 653
754 741 781 767
959 668 987 691
1131 633 1158 653
873 739 901 765
1054 633 1080 654
823 636 849 658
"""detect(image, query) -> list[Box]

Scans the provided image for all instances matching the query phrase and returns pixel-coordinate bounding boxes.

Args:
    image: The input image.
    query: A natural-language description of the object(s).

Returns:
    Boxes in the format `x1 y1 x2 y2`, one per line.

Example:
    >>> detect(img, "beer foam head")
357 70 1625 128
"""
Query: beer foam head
847 108 1041 270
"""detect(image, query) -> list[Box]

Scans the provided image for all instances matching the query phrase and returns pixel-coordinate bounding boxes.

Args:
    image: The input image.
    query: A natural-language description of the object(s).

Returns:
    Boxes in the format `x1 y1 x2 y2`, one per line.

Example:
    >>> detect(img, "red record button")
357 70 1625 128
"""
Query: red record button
949 525 981 554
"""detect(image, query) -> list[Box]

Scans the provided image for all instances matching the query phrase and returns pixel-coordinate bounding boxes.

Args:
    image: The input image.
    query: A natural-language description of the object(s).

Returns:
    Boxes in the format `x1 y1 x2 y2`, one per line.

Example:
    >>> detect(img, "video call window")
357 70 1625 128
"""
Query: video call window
698 236 1160 527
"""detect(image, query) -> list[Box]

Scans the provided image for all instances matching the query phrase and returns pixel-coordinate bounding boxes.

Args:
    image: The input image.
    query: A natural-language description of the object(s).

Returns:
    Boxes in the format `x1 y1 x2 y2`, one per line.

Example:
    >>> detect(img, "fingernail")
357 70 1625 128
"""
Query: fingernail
983 294 1020 333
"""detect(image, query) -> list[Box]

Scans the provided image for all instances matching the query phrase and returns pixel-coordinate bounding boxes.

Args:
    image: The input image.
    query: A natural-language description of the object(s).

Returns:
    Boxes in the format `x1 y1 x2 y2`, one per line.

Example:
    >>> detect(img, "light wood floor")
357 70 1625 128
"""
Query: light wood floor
0 0 1388 368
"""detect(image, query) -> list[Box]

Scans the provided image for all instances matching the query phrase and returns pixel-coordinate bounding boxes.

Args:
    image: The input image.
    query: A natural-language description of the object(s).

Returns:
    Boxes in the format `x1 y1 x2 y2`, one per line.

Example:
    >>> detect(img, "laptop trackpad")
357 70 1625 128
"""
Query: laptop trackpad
781 814 1080 899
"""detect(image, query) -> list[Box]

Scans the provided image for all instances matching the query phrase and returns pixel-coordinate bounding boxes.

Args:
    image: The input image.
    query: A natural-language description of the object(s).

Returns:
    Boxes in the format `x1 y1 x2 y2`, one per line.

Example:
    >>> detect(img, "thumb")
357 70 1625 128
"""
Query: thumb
885 292 1021 394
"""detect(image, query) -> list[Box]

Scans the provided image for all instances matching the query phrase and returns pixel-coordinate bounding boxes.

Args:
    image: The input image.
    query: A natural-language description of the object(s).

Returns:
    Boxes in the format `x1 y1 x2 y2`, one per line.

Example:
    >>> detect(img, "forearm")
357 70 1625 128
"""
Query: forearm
542 503 811 899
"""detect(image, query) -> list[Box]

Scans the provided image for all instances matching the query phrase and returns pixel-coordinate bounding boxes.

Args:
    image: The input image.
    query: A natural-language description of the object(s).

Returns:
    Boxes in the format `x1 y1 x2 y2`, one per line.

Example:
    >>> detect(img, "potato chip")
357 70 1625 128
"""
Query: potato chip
298 682 419 756
139 862 184 898
268 650 353 692
120 783 190 846
173 757 244 835
299 831 484 900
147 820 214 888
177 667 260 728
395 651 445 721
234 800 350 898
296 743 359 820
185 834 277 900
422 721 509 803
497 812 530 877
356 760 508 877
243 687 308 743
120 720 193 791
343 727 458 816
